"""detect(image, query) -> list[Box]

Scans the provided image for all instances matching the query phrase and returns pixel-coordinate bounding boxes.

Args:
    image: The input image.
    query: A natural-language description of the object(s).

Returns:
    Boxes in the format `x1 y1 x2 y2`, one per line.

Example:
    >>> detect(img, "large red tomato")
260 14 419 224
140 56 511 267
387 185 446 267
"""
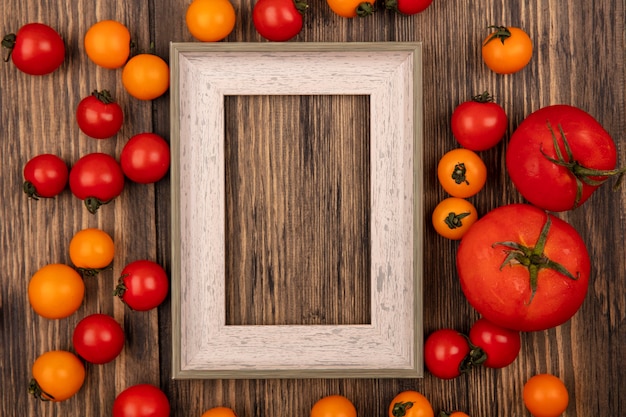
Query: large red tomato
113 384 170 417
456 203 590 332
506 104 624 212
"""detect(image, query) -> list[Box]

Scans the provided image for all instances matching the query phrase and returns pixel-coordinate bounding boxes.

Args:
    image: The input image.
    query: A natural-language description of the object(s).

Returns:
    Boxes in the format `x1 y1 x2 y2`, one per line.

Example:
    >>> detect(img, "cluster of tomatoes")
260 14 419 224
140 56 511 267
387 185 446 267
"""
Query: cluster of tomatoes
428 23 626 417
5 19 181 417
183 0 434 44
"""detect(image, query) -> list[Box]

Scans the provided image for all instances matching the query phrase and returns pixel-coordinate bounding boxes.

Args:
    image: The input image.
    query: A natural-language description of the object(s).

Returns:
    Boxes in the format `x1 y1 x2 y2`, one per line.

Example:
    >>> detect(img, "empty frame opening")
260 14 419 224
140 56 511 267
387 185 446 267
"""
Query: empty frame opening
224 95 372 326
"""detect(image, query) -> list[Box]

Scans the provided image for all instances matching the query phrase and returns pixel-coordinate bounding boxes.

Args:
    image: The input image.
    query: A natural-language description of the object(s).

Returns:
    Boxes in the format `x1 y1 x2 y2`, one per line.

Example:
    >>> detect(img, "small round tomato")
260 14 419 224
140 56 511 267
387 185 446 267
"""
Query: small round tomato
120 133 171 184
451 91 508 151
388 390 434 417
311 394 356 417
201 406 238 417
186 0 236 42
122 53 170 100
76 90 124 139
84 20 130 69
468 317 520 368
2 23 65 75
28 264 85 319
23 154 69 199
424 329 472 380
383 0 432 15
253 0 306 42
69 227 115 275
440 412 470 417
73 313 125 364
326 0 376 18
432 197 478 240
523 374 569 417
69 153 125 214
457 203 590 332
482 26 532 74
30 350 85 402
115 260 169 311
437 148 487 198
113 384 170 417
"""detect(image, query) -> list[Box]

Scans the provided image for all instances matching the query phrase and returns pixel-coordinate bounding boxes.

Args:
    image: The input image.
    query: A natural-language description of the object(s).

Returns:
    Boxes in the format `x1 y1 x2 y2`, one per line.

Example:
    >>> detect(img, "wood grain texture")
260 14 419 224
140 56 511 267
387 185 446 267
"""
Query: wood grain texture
1 0 625 415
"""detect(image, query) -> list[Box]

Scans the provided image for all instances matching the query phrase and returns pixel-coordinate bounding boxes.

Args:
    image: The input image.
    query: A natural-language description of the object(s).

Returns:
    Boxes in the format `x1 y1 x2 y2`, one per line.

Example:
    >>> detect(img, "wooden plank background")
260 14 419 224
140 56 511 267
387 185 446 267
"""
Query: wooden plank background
1 0 624 416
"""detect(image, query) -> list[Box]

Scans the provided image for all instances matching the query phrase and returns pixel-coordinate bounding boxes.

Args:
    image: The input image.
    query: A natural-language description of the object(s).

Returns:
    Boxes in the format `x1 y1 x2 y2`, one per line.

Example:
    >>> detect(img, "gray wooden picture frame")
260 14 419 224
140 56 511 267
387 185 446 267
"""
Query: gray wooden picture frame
170 42 424 379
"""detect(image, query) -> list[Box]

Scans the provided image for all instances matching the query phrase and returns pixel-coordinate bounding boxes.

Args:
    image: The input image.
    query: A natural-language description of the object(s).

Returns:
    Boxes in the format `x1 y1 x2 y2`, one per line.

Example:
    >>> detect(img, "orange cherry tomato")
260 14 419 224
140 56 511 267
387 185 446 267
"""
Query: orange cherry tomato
30 350 85 402
437 148 487 198
311 394 357 417
69 227 115 274
523 374 569 417
28 264 85 319
186 0 236 42
481 26 533 74
84 20 131 69
388 390 434 417
122 53 170 100
326 0 376 18
201 406 238 417
432 197 478 240
442 412 470 417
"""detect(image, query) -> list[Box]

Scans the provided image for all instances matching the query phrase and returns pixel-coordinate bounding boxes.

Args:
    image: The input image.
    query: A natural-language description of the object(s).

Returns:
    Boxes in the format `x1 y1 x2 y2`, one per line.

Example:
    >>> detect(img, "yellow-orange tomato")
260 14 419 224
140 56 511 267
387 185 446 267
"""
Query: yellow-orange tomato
69 227 115 270
311 394 357 417
523 374 569 417
201 406 238 417
28 264 85 319
84 20 131 69
186 0 236 42
388 390 434 417
30 350 85 401
326 0 376 18
122 53 170 100
437 148 487 198
481 26 533 74
432 197 478 240
446 412 470 417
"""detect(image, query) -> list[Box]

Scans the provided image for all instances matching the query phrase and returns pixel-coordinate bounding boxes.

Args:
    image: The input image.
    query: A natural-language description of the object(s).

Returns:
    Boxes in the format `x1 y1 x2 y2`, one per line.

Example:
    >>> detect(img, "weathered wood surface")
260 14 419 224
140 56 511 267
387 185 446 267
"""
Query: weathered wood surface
1 0 624 416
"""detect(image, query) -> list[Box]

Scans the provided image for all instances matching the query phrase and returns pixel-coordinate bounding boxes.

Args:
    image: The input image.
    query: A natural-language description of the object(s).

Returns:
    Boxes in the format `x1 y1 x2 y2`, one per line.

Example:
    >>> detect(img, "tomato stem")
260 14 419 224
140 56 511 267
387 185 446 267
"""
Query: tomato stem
483 25 511 46
2 33 16 62
356 2 376 17
391 401 414 417
28 378 55 401
23 181 42 200
541 122 626 209
92 89 116 104
77 265 112 278
444 211 471 229
471 91 496 103
492 214 579 304
84 196 111 214
294 0 308 13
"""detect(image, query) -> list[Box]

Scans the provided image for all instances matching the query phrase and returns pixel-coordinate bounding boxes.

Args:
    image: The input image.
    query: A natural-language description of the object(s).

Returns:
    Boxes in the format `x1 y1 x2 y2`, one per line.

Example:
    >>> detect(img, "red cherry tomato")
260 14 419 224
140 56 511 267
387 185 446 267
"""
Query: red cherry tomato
384 0 433 15
2 23 65 75
120 133 170 184
23 154 69 199
253 0 307 42
73 313 125 364
113 384 170 417
115 260 169 311
468 317 521 368
451 92 508 151
424 329 470 379
69 153 125 214
76 90 124 139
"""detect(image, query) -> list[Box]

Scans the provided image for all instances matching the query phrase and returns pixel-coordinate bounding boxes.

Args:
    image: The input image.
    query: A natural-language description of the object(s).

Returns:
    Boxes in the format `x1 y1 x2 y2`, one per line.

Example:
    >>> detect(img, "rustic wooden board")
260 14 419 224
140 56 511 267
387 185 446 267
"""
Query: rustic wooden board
1 0 625 415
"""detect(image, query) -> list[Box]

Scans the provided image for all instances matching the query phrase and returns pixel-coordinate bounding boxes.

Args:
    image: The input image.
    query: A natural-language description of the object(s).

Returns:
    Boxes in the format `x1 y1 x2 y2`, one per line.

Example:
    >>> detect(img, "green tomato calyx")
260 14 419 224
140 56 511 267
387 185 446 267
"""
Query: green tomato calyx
392 401 414 417
444 211 471 229
28 378 55 401
492 214 579 304
356 2 375 17
92 89 116 104
541 122 626 209
484 25 511 46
